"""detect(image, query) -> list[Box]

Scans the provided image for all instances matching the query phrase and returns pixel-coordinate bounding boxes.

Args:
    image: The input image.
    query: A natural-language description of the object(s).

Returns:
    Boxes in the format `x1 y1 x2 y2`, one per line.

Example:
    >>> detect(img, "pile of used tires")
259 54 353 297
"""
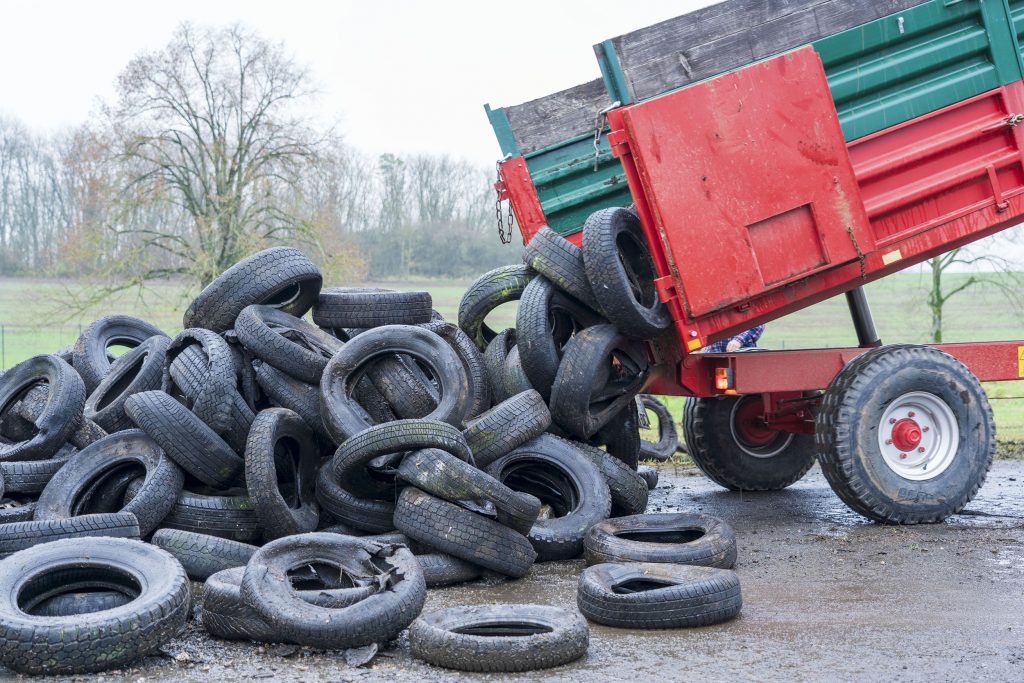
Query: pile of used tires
0 207 739 676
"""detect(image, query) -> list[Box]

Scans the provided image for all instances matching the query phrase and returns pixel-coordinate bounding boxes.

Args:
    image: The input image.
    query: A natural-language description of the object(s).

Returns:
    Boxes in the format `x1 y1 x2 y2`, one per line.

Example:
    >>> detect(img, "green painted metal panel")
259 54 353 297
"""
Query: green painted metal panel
595 39 633 105
484 104 520 157
524 134 633 236
816 0 1024 141
1006 0 1024 68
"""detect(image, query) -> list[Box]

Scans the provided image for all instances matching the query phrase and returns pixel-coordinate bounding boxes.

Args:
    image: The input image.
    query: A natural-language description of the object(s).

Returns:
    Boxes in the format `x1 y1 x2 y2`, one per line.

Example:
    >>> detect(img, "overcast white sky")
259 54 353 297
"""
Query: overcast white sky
0 0 712 166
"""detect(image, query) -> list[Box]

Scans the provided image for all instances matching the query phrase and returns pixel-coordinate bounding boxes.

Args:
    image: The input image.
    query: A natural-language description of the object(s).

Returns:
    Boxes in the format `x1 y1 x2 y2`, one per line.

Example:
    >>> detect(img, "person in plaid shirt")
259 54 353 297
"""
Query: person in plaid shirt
702 324 766 353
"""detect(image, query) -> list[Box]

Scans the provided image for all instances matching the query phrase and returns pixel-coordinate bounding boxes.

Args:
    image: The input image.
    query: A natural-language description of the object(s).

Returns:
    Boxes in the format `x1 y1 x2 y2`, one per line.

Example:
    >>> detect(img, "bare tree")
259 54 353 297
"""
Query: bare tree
104 23 327 285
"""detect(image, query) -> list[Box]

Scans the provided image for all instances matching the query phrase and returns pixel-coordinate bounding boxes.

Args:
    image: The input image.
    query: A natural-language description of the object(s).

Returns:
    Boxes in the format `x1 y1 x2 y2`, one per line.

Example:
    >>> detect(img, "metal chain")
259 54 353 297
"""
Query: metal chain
495 159 513 245
593 101 621 171
846 225 866 280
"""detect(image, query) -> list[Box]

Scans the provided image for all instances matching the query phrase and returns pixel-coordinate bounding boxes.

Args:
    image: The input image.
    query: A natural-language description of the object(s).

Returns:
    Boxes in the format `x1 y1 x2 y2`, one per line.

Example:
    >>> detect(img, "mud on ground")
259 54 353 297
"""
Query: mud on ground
23 460 1024 683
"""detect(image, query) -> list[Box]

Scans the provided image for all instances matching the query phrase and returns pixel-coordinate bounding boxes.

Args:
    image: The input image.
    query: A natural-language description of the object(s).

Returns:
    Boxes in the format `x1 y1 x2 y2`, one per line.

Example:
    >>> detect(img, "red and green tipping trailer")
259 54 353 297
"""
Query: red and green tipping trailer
485 0 1024 523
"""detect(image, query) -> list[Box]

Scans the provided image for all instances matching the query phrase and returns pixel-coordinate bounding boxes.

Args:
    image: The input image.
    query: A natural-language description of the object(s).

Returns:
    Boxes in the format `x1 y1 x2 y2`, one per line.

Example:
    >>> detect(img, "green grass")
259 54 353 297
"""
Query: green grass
1 272 1022 440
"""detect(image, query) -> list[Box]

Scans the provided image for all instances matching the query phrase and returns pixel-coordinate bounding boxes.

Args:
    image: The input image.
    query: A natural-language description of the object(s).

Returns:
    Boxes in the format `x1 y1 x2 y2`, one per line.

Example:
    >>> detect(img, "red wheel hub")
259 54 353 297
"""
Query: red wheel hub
732 398 776 447
890 418 922 452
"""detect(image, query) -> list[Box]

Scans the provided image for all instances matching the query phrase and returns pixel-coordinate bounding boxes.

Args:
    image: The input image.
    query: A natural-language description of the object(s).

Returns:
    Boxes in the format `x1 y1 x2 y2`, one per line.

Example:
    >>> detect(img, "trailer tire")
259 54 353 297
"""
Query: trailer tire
409 604 589 672
458 265 533 350
582 207 670 339
583 513 737 568
815 344 995 524
577 562 741 629
683 395 815 491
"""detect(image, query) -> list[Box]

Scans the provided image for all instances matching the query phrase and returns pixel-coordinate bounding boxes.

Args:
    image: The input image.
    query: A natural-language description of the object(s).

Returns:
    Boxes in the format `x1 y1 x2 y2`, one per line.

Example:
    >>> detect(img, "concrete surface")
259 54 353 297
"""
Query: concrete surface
24 461 1024 683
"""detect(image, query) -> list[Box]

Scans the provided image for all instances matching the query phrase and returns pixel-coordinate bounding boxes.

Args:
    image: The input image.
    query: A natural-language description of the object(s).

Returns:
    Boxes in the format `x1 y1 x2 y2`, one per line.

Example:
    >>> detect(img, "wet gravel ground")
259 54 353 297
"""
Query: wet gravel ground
20 460 1024 683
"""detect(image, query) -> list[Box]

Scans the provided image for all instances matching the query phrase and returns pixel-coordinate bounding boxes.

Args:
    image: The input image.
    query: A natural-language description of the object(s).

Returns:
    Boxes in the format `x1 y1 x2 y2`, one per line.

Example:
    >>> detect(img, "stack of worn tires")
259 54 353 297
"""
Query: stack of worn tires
0 216 738 676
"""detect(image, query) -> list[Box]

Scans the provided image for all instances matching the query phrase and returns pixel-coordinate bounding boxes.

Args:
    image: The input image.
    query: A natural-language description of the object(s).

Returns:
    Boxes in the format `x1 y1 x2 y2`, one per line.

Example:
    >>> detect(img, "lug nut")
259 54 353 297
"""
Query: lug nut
922 426 929 432
889 418 897 424
918 447 925 453
899 453 907 459
908 411 915 418
885 439 892 445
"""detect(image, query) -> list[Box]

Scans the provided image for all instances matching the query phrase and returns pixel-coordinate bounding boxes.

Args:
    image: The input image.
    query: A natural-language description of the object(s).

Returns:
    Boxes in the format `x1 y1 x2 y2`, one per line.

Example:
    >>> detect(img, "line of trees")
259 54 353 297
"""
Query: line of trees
0 24 519 287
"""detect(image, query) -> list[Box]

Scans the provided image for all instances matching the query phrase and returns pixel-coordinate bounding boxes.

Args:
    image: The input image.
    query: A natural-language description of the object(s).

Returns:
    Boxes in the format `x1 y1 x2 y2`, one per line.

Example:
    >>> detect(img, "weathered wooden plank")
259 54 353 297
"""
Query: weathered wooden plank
607 0 930 102
503 79 611 155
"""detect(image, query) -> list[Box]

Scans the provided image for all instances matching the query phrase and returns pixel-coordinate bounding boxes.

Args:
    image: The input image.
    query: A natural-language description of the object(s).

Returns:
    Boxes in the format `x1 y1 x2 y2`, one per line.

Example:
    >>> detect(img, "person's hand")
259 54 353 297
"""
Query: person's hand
725 339 742 352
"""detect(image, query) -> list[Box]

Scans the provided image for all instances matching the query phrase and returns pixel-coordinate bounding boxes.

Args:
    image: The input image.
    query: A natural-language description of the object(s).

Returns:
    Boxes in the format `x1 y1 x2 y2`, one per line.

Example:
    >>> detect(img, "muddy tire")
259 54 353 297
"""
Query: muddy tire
0 355 86 462
522 226 601 312
366 354 439 419
637 465 659 490
245 408 320 539
638 395 678 461
816 344 995 524
163 329 241 434
31 591 133 618
582 207 670 339
416 553 483 588
423 321 491 418
72 316 167 393
409 604 589 672
235 305 342 384
458 265 533 350
151 529 257 580
313 288 432 328
572 437 648 516
0 512 140 559
583 513 737 568
146 485 263 544
397 448 541 535
316 467 396 533
254 362 331 441
393 487 537 577
549 324 649 439
487 434 611 561
0 537 190 675
84 335 170 433
239 533 426 649
591 402 642 471
482 328 517 403
577 562 741 628
183 247 322 332
463 390 551 469
0 448 74 494
683 394 816 491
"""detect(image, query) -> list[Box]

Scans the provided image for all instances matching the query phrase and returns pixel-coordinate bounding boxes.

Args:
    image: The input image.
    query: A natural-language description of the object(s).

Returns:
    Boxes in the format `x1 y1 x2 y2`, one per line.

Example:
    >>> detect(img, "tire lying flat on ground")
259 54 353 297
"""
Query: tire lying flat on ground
409 604 589 672
577 562 742 629
584 513 737 568
0 537 190 675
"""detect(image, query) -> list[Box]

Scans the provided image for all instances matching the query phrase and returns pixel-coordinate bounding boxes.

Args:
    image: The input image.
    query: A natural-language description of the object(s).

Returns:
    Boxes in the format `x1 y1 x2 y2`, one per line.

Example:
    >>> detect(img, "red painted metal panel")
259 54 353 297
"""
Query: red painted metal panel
663 341 1024 396
617 47 874 320
497 156 547 245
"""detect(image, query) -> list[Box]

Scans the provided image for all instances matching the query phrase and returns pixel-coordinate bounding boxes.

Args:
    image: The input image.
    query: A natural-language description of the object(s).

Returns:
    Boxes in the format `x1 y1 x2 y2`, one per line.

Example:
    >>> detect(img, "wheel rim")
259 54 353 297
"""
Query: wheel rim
877 391 959 481
728 396 794 459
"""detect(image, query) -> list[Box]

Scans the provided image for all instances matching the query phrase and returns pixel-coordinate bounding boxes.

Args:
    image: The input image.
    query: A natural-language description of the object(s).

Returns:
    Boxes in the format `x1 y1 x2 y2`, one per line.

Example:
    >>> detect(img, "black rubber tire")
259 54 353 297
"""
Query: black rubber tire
591 402 642 471
30 591 133 618
202 566 377 642
549 324 649 439
153 486 263 544
365 354 439 419
0 355 85 462
583 513 737 568
163 328 242 433
316 467 396 533
183 247 323 332
235 305 342 384
502 346 533 396
240 532 426 649
83 335 170 433
0 447 74 494
486 434 612 561
416 553 483 588
523 226 601 312
409 604 589 673
150 529 257 580
577 562 742 628
463 389 552 469
320 325 471 442
35 430 184 537
637 465 659 490
458 265 533 350
482 328 517 403
815 344 995 524
638 395 679 462
0 537 190 675
582 207 670 339
422 321 491 418
571 437 648 516
125 390 244 488
0 501 35 523
329 419 471 499
313 287 433 328
683 395 816 491
397 448 541 535
393 487 537 577
516 276 604 400
10 383 106 452
245 408 320 539
0 512 140 559
253 361 332 442
72 316 167 393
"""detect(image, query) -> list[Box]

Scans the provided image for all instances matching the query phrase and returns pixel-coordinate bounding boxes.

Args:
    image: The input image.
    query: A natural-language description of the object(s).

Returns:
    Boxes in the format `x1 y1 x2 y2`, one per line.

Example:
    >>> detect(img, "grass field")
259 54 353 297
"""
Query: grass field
2 272 1022 440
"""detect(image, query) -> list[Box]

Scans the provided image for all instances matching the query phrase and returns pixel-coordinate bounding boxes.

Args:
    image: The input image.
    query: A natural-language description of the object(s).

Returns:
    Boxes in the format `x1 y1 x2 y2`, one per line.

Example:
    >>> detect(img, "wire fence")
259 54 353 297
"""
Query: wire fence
0 324 87 370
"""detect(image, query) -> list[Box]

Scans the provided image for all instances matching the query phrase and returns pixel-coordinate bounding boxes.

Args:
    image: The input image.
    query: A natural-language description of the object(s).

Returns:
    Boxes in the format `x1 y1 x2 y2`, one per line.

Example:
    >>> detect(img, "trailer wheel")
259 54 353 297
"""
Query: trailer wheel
682 395 815 491
816 345 994 524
